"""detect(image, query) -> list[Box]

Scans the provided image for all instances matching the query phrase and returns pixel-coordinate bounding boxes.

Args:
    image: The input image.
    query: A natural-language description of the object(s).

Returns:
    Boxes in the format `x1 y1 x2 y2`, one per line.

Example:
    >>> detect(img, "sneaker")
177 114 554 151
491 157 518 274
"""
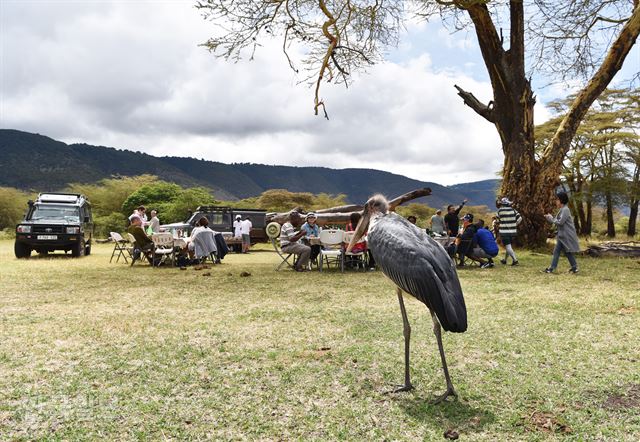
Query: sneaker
543 268 554 273
488 262 495 268
569 267 579 274
500 259 507 265
511 260 519 266
480 262 492 269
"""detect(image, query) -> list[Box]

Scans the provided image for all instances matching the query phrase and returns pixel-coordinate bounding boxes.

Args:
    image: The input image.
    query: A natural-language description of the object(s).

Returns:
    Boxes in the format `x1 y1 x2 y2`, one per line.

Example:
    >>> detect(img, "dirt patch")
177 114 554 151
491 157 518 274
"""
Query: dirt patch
616 306 637 315
525 411 572 434
603 384 640 410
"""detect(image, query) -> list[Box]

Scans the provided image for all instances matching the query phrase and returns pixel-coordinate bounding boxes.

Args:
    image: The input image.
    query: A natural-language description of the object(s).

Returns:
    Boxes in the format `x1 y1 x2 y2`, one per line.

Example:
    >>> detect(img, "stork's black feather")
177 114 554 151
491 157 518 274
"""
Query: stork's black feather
369 213 467 333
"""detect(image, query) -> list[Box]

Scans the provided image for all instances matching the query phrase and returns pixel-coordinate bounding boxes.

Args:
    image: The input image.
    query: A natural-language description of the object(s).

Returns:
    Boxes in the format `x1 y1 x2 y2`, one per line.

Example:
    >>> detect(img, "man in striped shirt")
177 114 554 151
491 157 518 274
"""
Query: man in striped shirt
279 211 311 272
496 197 521 265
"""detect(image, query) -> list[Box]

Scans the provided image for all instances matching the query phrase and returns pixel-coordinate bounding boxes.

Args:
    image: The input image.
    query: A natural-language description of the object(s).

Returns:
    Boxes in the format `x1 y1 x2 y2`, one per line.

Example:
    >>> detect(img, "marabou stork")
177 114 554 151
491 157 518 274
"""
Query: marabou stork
347 194 467 403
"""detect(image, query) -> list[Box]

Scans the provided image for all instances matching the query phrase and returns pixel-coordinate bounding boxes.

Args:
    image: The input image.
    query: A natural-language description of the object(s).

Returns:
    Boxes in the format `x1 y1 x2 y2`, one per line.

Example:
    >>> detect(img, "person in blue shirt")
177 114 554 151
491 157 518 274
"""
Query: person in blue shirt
473 219 499 267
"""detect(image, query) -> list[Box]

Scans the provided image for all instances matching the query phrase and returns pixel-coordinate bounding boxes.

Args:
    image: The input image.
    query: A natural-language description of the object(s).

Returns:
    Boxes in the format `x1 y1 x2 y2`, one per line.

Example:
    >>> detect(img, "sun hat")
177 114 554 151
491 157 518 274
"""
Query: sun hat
235 214 241 219
306 212 317 219
500 197 513 206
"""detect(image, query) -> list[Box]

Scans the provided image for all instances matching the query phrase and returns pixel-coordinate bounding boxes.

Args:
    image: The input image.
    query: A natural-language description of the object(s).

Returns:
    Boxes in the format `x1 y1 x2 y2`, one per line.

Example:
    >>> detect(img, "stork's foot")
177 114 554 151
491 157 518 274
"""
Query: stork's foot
432 386 457 404
386 383 414 394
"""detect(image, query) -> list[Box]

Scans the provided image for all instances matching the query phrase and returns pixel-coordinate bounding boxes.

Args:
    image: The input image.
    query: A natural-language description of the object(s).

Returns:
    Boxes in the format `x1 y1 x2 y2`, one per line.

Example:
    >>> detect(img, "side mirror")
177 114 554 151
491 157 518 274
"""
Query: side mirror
84 216 90 223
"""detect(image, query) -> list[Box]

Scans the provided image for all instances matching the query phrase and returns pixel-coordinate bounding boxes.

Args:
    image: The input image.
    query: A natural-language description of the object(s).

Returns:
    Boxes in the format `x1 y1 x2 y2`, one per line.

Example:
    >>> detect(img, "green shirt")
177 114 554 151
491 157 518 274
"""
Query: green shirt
127 225 153 248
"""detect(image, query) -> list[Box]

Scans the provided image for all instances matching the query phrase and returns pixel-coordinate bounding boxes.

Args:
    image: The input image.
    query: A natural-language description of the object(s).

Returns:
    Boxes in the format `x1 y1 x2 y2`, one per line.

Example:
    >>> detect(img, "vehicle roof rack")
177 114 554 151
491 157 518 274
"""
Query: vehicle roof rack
195 206 233 212
37 193 85 204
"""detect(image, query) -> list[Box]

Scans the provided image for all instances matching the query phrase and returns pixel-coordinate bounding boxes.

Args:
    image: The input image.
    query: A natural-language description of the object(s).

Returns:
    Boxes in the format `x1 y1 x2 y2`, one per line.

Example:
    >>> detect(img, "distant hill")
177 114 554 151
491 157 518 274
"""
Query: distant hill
0 129 499 208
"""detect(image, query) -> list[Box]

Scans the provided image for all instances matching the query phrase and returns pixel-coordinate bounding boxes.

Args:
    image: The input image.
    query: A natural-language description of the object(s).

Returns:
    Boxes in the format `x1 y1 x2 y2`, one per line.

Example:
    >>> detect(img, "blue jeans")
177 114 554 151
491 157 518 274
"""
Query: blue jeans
550 241 577 270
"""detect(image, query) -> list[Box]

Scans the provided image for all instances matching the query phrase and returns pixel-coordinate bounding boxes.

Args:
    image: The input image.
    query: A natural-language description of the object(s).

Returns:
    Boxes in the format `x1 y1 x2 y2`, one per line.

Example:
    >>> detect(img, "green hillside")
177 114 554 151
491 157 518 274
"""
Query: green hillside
0 129 498 208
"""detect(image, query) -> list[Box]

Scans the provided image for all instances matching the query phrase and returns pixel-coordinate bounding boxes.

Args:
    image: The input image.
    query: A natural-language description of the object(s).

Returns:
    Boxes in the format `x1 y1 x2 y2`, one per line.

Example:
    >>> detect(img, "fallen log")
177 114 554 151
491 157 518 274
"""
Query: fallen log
265 188 432 226
584 241 640 258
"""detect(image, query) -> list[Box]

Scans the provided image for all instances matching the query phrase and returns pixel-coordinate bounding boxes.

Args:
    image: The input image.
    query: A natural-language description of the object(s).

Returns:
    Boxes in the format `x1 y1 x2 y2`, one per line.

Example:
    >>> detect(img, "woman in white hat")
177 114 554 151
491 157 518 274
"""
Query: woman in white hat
301 212 322 264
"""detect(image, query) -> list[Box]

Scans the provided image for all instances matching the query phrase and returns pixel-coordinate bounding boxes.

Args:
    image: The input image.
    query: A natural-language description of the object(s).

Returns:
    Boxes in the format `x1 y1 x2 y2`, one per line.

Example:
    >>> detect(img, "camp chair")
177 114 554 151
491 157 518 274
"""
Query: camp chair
109 231 131 263
342 231 366 271
151 232 175 267
266 222 295 271
318 229 344 272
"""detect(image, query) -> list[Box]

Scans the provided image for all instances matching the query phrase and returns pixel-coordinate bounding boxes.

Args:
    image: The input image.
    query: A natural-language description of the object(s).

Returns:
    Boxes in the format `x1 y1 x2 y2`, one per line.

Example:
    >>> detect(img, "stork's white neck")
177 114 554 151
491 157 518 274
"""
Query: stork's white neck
369 211 386 232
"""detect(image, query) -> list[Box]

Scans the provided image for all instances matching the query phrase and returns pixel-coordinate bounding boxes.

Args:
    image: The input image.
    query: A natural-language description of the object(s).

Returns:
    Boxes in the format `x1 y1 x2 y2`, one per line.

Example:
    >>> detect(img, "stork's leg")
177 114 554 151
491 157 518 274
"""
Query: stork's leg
431 311 456 403
392 288 414 393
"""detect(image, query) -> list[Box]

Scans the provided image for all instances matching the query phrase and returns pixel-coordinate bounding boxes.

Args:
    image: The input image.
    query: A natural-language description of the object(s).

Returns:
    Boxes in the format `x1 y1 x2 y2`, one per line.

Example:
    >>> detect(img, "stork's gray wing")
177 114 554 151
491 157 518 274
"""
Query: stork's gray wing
369 214 467 333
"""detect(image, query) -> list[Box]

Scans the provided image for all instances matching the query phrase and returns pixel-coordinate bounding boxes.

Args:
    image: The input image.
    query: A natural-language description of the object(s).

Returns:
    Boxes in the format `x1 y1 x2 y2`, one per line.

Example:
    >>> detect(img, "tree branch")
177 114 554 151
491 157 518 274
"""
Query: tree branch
454 84 496 123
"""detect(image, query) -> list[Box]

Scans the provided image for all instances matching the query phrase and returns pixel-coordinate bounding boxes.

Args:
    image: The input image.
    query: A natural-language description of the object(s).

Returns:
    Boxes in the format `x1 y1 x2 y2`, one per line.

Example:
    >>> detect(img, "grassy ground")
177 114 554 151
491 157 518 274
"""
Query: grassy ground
0 240 638 441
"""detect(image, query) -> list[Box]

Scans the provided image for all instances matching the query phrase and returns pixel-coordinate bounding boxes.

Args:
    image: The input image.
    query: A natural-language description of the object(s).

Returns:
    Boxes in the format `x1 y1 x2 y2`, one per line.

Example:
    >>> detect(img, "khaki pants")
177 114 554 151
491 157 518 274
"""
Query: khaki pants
282 243 311 269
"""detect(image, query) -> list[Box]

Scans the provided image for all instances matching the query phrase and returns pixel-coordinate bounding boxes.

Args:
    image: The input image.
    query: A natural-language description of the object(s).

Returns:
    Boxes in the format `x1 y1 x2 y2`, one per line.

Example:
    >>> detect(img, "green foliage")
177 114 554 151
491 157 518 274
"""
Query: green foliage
0 187 32 230
122 182 218 224
93 212 128 238
67 175 158 216
252 189 347 212
395 203 435 228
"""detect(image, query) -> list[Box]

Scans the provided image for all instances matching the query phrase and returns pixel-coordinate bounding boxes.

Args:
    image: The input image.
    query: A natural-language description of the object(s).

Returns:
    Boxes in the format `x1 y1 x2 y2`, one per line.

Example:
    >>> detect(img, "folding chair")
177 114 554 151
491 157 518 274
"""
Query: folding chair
266 222 295 271
109 232 131 263
318 229 345 272
127 232 149 266
151 232 175 267
342 231 367 271
192 229 218 265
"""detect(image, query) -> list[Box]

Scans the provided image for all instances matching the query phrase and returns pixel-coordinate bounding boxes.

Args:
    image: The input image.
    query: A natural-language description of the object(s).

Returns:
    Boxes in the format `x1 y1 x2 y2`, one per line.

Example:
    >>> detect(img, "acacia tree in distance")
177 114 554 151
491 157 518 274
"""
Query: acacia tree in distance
196 0 640 246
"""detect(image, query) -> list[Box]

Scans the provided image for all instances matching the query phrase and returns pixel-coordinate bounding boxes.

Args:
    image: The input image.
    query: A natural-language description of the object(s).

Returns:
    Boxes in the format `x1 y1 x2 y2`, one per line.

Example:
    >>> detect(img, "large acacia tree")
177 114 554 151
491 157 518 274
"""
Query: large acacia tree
197 0 640 246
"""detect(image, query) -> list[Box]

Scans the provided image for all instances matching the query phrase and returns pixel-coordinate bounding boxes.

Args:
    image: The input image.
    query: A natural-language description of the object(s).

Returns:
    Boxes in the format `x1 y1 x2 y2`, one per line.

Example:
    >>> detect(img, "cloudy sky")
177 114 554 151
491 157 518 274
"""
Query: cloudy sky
1 1 638 185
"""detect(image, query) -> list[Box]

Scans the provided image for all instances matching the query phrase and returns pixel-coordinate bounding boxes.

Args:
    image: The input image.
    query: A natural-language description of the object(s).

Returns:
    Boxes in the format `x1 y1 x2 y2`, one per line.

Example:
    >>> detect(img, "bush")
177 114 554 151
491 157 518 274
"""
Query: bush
93 213 128 239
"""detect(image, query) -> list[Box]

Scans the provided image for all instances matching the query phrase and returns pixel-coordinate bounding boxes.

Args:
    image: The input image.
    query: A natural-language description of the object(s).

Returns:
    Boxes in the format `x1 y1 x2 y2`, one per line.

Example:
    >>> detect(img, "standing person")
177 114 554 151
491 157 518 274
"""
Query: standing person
496 197 521 266
444 199 468 237
129 205 147 225
430 209 446 235
148 210 161 233
241 216 253 253
233 215 242 239
544 192 580 274
279 211 311 272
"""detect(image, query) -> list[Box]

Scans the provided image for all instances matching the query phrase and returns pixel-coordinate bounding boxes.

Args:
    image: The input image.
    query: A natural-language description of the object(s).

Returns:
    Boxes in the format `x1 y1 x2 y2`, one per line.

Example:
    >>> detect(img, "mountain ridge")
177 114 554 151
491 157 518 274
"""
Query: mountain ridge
0 129 500 208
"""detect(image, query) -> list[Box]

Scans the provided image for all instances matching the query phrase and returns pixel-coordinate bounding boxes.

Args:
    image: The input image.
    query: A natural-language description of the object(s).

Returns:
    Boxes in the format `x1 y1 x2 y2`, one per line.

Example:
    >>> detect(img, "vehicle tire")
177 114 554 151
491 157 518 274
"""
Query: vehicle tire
72 240 85 258
85 242 91 256
14 242 31 259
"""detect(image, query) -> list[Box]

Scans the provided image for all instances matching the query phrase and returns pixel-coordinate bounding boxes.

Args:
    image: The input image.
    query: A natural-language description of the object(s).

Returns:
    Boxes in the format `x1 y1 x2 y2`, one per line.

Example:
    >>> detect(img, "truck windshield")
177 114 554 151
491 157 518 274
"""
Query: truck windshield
30 205 80 222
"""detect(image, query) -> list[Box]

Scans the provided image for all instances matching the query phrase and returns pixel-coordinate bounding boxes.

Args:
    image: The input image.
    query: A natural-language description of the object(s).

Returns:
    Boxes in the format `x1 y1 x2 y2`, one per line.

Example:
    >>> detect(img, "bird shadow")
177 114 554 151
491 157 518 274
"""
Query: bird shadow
394 391 496 436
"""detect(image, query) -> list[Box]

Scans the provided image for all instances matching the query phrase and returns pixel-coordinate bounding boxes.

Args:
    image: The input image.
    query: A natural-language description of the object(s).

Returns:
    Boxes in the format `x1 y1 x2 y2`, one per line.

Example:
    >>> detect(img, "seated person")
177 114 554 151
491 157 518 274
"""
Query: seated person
345 212 375 269
279 211 311 272
301 212 322 263
473 219 499 267
185 217 212 259
455 214 489 267
127 215 154 263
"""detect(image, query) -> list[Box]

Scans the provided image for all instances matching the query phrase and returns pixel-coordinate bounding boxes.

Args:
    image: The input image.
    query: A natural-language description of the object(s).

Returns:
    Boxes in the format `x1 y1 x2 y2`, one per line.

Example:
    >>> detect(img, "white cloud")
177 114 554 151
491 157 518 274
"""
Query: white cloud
2 0 508 185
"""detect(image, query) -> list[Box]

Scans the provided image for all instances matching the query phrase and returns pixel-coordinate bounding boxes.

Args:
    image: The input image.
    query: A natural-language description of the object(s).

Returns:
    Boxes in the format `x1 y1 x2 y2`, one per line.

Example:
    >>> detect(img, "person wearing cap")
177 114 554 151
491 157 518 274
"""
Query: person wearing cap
444 199 468 237
240 216 253 253
301 212 322 264
233 214 243 239
455 213 491 268
279 211 311 272
496 197 522 266
430 209 446 235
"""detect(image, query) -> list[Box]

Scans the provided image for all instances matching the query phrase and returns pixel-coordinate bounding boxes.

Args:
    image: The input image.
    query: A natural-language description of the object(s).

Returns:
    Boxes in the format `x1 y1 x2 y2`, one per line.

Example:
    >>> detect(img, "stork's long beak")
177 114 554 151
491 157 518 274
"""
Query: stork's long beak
346 204 370 252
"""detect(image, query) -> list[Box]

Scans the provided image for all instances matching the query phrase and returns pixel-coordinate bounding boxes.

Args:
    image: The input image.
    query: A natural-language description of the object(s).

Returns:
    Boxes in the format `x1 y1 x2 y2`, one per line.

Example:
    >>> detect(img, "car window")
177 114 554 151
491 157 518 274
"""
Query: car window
30 205 80 222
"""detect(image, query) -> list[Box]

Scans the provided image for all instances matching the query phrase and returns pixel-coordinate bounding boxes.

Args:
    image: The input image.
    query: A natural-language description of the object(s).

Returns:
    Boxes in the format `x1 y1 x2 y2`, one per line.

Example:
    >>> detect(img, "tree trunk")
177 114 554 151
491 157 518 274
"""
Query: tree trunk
585 199 593 235
628 200 638 236
606 192 616 237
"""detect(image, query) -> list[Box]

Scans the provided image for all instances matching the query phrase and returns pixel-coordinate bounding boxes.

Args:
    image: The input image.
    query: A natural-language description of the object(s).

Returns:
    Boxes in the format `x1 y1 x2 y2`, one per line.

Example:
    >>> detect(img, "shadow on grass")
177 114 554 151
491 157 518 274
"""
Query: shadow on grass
396 392 496 437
